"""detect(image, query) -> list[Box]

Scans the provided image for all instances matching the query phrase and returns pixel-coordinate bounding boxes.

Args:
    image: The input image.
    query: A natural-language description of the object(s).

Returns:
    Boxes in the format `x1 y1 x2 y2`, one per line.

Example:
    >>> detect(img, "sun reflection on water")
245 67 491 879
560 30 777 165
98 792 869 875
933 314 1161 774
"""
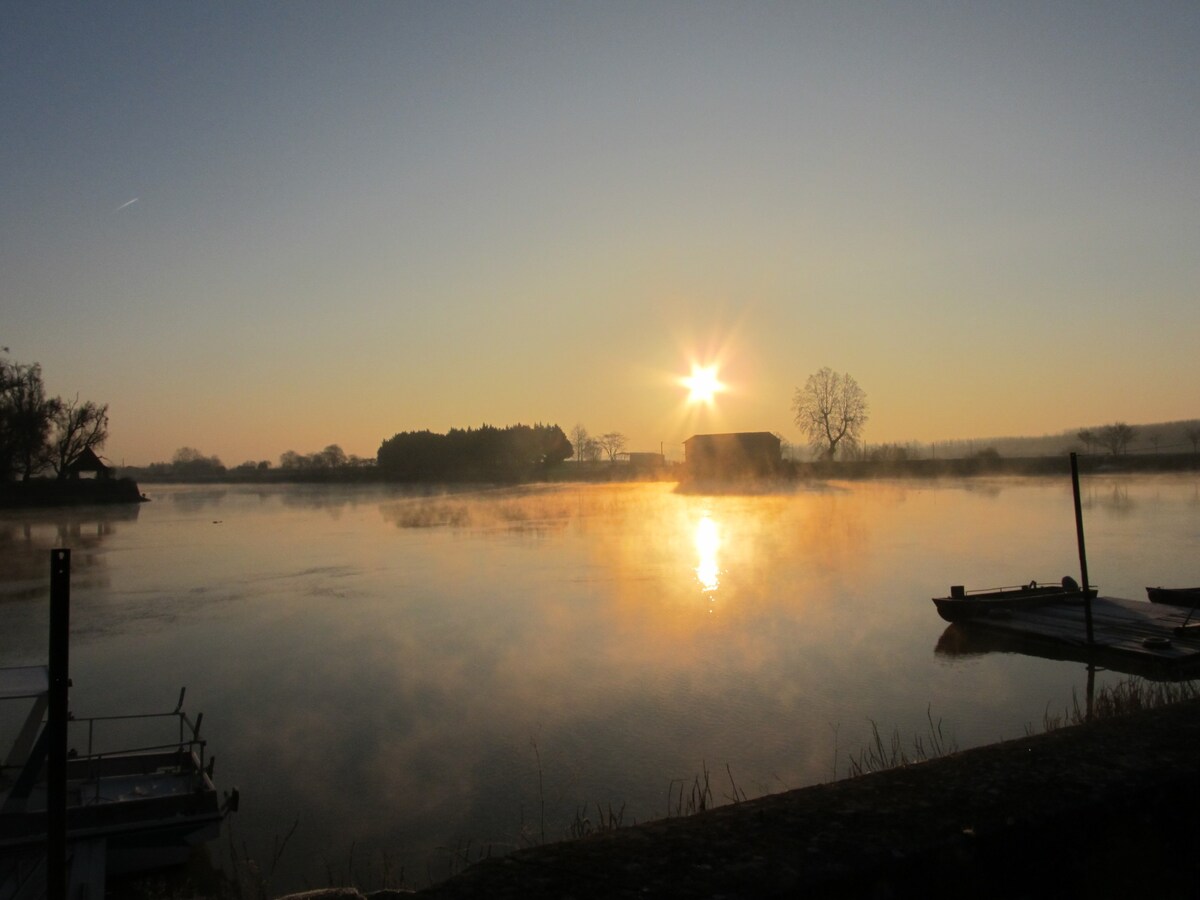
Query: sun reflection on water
694 513 721 594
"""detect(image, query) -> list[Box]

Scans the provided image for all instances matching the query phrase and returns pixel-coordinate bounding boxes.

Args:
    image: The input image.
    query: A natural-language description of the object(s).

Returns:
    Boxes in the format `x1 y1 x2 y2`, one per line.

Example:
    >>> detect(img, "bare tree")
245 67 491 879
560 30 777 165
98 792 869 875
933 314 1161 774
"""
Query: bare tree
1097 422 1136 456
1186 426 1200 455
1077 429 1097 453
2 352 112 481
595 432 627 462
792 368 868 460
50 396 109 478
569 424 589 463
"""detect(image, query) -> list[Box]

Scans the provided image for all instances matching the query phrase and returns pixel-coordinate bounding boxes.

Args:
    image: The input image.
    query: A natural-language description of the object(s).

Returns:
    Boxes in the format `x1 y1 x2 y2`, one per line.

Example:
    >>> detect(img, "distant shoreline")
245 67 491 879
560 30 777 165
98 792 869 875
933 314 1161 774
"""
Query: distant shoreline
796 451 1200 480
112 452 1200 489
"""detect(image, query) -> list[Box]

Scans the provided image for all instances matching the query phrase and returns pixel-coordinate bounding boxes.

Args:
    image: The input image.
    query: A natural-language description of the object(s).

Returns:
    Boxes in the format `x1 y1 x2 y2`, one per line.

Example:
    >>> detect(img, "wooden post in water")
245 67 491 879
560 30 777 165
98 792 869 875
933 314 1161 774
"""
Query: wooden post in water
48 549 70 900
1069 453 1094 645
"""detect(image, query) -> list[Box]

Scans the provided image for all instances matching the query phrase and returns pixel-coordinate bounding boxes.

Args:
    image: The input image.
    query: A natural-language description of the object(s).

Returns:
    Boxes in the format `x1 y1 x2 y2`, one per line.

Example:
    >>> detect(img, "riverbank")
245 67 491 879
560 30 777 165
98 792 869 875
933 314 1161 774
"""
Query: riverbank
356 697 1200 899
0 477 146 508
119 451 1199 488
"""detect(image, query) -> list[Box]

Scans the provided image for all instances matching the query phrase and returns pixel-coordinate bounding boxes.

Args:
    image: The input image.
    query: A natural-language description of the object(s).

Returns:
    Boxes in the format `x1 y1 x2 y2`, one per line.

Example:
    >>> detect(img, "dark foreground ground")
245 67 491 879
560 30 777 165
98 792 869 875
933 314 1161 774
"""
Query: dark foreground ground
332 697 1200 900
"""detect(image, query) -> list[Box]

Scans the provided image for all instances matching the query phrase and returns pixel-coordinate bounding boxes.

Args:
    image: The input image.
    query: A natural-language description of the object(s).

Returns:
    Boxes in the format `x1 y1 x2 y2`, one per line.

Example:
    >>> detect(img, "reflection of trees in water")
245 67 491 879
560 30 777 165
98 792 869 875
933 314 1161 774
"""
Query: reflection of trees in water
379 485 575 535
960 479 1004 498
1089 482 1132 518
166 489 229 513
0 508 133 598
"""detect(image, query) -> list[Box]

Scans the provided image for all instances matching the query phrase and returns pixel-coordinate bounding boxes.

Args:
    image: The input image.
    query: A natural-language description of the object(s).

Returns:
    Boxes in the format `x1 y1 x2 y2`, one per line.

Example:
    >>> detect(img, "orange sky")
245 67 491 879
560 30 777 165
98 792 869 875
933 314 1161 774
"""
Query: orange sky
5 4 1197 465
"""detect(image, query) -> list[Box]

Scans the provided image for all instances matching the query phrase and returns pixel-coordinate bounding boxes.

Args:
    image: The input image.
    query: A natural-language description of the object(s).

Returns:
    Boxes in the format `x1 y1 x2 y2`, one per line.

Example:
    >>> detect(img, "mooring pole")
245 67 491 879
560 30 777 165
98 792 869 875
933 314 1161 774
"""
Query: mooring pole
1086 664 1096 723
1069 453 1094 644
48 548 70 900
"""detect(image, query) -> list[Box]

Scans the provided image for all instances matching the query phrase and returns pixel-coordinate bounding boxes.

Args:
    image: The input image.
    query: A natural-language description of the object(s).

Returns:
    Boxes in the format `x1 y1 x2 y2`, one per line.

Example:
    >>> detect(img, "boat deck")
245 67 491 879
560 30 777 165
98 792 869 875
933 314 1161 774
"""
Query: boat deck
940 595 1200 677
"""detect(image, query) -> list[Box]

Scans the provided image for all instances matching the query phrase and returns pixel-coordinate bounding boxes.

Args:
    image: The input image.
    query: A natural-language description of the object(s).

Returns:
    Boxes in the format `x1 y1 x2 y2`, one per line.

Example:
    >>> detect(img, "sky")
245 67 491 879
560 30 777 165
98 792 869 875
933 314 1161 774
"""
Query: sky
3 1 1198 465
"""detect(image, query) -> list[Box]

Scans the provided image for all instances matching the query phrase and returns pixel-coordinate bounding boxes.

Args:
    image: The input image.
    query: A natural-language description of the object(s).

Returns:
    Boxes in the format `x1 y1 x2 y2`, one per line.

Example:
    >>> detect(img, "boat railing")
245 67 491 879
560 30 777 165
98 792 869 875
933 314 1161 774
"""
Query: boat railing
67 687 211 790
952 581 1063 597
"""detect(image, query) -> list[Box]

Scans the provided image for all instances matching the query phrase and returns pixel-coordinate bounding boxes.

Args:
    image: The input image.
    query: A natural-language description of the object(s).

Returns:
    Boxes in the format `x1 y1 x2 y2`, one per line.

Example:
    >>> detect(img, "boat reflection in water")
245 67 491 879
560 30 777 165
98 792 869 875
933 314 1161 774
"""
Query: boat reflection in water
935 622 1194 684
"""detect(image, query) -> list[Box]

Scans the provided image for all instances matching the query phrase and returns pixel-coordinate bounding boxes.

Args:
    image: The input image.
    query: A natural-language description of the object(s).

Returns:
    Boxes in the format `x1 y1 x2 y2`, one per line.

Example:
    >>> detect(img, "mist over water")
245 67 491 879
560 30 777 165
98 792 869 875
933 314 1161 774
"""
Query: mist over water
2 476 1198 892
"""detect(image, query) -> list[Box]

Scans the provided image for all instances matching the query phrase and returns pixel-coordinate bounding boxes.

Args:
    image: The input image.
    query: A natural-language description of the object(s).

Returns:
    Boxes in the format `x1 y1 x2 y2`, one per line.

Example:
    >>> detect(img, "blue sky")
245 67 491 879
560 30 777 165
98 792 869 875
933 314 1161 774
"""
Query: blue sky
4 2 1197 464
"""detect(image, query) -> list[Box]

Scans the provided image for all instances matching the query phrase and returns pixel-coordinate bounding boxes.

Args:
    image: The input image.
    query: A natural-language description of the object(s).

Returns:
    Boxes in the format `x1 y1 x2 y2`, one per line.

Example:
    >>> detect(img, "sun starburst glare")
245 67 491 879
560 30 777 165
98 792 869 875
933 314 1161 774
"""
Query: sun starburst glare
680 364 725 406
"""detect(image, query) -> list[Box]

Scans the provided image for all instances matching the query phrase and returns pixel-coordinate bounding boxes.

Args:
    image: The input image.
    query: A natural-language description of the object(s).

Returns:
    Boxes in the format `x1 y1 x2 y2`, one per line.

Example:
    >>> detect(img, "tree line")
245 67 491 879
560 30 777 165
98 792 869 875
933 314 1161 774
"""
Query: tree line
377 423 573 482
134 426 574 483
567 425 628 463
1076 423 1200 456
0 350 109 482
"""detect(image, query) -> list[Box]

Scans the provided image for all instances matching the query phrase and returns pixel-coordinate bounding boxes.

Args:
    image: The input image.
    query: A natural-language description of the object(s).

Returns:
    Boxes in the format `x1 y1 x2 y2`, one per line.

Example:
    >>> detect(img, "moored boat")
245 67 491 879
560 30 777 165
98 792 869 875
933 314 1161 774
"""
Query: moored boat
1146 586 1200 607
0 665 238 880
932 577 1094 623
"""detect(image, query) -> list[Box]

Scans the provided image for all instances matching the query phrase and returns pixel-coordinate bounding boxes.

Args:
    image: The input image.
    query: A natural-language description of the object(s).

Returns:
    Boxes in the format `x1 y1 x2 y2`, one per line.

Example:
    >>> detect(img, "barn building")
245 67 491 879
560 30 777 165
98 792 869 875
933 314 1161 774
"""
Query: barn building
683 432 782 478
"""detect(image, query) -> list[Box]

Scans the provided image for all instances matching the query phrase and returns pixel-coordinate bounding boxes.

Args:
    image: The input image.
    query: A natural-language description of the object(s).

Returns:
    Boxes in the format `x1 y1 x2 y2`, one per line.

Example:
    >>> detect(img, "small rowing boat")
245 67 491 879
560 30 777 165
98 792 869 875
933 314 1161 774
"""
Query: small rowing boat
932 577 1093 623
1146 586 1200 607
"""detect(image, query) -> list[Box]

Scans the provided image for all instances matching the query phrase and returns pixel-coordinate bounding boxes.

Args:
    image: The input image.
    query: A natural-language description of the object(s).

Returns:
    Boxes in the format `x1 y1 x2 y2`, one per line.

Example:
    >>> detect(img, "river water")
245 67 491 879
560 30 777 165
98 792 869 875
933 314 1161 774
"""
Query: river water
1 474 1198 892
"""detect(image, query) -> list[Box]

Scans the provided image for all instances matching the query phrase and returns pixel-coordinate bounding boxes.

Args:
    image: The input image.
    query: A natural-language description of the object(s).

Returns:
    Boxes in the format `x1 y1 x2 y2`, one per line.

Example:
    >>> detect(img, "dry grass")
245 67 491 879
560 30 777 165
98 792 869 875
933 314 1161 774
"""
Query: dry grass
845 706 956 778
1037 675 1200 733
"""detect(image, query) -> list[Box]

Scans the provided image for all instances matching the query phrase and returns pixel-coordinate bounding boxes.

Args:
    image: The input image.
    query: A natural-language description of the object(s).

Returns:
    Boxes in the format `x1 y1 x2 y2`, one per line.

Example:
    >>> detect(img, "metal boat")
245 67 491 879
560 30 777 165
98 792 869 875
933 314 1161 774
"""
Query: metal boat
0 665 237 891
932 578 1094 623
1146 586 1200 607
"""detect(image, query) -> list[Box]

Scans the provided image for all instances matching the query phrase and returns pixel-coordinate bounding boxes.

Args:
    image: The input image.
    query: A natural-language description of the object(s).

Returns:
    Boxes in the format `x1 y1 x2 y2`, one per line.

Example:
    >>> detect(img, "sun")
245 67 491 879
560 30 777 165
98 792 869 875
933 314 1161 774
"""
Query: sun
680 364 725 405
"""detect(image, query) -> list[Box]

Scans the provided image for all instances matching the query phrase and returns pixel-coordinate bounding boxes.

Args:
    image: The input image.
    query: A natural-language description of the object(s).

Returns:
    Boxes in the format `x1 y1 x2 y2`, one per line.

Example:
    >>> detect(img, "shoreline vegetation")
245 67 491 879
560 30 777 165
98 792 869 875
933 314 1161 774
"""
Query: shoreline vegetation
6 450 1193 510
129 677 1200 899
117 450 1199 487
402 682 1200 900
0 476 145 509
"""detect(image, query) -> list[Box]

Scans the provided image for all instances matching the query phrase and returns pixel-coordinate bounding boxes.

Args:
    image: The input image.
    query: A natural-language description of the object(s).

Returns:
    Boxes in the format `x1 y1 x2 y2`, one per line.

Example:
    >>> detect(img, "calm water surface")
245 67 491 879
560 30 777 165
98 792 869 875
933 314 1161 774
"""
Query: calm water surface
2 475 1198 891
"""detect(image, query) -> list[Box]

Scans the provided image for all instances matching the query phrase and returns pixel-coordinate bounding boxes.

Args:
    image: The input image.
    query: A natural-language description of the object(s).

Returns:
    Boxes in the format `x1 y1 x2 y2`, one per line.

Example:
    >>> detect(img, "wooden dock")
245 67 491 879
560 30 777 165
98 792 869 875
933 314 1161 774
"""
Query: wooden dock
935 595 1200 679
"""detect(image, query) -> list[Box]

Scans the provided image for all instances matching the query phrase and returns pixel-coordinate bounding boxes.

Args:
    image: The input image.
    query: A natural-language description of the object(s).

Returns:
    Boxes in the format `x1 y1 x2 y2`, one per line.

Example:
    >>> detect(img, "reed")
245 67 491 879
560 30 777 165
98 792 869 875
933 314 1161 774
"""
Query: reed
1037 676 1200 733
845 706 956 778
667 761 713 816
570 801 627 838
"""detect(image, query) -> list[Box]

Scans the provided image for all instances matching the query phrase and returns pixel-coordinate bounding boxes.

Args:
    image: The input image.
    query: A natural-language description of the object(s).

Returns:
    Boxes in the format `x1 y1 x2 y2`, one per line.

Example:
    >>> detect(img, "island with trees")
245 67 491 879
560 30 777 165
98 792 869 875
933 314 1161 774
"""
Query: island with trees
0 350 142 506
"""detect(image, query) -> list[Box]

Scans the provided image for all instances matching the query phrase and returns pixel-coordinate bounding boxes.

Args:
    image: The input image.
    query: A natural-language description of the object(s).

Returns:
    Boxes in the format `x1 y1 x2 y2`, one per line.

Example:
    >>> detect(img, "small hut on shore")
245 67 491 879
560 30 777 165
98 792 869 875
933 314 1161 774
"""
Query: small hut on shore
65 448 112 480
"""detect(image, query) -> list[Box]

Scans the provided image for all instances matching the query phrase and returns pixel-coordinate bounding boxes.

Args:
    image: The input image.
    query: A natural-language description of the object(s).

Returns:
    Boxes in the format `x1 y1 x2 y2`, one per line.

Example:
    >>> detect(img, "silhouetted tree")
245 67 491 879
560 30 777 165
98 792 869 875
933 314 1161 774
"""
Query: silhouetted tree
793 368 868 460
596 432 627 462
569 424 589 463
279 450 305 469
0 360 60 480
1 352 114 482
315 444 347 468
1097 422 1136 456
1186 426 1200 455
50 397 109 478
1077 429 1097 453
234 459 273 473
170 447 225 477
377 423 572 482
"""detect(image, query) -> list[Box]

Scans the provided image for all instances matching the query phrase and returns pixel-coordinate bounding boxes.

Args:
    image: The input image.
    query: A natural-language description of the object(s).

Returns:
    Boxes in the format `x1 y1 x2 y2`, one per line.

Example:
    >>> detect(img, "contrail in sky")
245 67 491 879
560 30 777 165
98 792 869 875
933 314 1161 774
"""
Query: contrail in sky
114 197 139 212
